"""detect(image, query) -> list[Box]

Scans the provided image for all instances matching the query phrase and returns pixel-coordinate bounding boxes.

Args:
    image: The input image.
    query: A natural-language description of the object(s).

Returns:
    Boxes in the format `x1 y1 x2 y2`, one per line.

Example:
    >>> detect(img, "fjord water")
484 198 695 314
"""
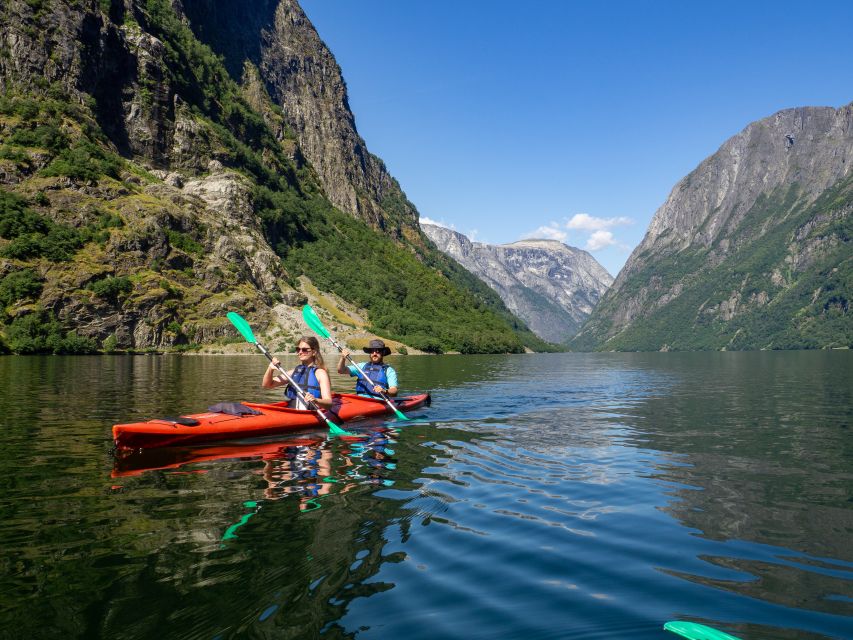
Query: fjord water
0 352 850 640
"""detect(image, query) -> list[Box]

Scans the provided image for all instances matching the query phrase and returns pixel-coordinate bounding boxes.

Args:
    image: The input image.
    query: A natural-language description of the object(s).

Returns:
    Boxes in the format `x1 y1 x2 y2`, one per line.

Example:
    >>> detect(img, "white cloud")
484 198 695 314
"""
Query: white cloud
419 216 454 229
522 224 567 242
567 213 632 231
586 230 616 250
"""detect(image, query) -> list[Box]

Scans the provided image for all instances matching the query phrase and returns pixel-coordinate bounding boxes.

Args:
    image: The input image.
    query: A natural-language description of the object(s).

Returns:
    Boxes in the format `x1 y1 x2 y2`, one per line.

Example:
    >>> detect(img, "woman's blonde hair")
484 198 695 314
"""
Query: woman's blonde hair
296 336 324 369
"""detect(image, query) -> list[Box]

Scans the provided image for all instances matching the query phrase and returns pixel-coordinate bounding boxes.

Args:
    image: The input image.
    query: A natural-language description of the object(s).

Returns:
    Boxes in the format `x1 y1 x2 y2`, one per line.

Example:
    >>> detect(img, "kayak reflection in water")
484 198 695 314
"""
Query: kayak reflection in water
262 336 333 410
338 339 398 398
341 427 399 485
260 429 399 510
261 443 349 510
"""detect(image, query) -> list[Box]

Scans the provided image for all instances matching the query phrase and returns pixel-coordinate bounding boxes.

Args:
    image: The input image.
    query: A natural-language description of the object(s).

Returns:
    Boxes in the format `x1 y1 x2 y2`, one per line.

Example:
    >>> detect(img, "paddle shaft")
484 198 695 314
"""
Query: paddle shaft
327 335 406 418
226 310 351 436
254 342 338 429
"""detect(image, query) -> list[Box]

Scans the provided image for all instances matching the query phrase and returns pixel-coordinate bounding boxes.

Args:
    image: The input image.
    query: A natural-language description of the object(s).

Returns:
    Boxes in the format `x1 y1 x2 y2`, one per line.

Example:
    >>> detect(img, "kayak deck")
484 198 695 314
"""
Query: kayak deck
112 393 430 450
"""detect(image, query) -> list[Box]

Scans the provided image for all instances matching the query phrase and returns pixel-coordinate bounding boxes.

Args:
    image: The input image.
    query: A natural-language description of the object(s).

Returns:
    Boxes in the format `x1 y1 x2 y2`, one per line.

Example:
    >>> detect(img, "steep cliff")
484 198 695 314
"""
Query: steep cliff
572 104 853 351
0 0 532 354
422 223 612 343
179 0 419 237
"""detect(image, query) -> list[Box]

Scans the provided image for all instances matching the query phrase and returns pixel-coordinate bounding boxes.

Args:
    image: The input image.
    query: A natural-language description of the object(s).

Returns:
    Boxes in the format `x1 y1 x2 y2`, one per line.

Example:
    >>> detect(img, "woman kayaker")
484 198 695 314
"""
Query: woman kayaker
263 336 333 410
337 339 398 397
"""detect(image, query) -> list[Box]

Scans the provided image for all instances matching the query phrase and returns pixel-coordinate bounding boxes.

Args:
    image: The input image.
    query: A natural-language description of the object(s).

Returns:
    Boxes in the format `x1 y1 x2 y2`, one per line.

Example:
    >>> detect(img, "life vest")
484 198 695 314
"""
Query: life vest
284 364 321 406
355 362 389 396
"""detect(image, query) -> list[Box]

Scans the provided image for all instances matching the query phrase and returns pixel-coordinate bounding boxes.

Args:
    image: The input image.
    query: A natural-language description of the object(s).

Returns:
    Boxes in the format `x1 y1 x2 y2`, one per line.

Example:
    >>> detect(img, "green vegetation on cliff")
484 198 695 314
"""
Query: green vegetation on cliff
573 179 852 351
0 0 543 354
279 201 523 353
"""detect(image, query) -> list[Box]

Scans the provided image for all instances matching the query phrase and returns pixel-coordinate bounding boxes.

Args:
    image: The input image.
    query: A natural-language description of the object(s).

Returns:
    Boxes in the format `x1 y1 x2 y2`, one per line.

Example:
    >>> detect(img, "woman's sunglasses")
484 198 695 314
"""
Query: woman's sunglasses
296 347 313 353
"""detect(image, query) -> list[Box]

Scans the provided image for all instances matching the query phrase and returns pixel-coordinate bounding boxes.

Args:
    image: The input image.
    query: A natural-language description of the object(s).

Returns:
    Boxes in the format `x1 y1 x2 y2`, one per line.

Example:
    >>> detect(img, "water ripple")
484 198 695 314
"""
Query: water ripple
1 352 851 639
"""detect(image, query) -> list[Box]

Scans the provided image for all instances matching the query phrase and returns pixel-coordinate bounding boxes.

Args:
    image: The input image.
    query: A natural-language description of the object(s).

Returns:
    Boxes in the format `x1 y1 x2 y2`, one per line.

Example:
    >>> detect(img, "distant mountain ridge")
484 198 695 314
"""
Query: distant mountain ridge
572 103 852 351
421 223 612 343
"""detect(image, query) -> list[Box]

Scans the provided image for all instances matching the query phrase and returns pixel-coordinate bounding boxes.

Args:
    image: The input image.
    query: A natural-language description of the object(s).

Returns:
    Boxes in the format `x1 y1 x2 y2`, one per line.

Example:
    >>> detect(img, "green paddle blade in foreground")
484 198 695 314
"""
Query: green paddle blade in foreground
301 304 331 339
227 312 256 343
664 621 742 640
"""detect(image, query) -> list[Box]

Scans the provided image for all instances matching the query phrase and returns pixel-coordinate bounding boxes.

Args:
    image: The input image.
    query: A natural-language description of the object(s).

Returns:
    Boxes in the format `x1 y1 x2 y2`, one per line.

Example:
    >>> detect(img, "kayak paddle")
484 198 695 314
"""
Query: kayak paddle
302 304 408 421
664 621 742 640
226 311 353 437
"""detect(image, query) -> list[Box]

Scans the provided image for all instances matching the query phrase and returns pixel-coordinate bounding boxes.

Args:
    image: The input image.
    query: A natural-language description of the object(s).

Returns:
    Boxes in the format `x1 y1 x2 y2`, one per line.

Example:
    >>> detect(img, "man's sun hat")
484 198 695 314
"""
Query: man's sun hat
363 339 391 356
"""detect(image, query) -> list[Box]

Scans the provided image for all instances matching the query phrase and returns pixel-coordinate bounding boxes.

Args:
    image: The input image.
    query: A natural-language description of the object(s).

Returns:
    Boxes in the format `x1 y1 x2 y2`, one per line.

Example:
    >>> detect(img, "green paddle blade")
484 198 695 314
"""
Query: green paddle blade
302 304 408 425
227 312 257 344
328 422 353 437
391 403 408 421
664 621 742 640
302 305 330 339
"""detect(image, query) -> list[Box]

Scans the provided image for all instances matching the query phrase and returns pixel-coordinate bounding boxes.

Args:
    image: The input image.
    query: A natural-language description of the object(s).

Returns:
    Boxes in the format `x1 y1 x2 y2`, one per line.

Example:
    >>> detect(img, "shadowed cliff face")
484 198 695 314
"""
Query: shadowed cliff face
0 0 158 160
422 224 613 343
176 0 419 237
178 0 278 80
573 104 853 352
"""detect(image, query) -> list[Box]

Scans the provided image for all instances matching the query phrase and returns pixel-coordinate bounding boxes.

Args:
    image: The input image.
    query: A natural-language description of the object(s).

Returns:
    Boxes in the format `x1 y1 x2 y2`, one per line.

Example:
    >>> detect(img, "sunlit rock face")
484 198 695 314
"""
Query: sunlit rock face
422 224 613 343
573 103 853 351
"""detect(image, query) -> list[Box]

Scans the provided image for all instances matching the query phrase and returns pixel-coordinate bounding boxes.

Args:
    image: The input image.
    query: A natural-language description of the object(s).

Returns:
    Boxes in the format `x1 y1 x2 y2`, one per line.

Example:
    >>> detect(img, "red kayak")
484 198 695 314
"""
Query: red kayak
112 393 430 450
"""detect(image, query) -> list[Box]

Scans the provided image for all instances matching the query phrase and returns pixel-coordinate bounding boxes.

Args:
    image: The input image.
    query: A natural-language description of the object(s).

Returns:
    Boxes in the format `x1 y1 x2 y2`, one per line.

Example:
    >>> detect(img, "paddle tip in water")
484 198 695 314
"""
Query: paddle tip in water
664 621 742 640
328 424 357 438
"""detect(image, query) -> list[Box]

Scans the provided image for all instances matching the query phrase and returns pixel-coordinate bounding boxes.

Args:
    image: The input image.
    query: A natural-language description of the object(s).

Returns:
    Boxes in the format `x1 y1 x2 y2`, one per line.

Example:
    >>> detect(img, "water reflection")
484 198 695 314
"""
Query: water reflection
115 428 402 516
1 352 851 639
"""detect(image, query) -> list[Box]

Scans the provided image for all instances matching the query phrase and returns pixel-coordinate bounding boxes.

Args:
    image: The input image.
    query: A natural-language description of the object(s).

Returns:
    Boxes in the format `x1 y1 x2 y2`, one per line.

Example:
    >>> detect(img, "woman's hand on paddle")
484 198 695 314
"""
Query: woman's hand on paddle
262 358 282 388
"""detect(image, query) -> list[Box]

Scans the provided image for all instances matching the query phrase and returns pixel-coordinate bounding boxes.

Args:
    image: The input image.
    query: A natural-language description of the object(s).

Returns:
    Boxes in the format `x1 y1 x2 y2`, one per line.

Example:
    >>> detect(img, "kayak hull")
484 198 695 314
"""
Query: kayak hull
112 393 429 450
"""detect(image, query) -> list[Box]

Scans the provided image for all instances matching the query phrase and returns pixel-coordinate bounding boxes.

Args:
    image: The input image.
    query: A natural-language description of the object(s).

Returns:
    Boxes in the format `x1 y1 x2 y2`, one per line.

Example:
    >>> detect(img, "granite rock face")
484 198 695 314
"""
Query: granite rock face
620 105 853 284
422 223 613 343
573 104 853 351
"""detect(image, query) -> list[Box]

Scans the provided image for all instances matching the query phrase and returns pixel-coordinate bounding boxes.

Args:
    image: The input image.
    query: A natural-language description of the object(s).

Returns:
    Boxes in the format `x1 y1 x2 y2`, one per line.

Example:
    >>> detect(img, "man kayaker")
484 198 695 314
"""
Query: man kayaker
263 336 333 410
338 339 398 398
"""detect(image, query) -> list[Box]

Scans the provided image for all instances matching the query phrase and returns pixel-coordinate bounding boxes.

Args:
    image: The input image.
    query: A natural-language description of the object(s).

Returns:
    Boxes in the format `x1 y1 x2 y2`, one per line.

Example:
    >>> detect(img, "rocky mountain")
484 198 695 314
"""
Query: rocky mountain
0 0 543 355
422 223 613 343
572 104 852 351
179 0 418 237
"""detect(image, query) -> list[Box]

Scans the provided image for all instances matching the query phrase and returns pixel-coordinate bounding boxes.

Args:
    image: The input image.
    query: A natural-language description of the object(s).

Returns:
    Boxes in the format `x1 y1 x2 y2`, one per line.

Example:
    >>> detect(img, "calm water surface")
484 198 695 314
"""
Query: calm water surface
0 351 851 639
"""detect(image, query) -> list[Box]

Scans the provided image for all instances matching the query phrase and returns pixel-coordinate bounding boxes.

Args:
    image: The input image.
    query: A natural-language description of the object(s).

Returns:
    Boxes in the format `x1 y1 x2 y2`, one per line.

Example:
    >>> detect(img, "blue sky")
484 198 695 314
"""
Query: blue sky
300 1 853 276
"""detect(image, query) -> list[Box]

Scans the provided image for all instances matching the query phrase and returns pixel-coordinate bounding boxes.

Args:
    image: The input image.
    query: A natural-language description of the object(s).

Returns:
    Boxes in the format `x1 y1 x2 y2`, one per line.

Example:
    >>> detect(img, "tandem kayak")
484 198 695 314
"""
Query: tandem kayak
112 393 430 450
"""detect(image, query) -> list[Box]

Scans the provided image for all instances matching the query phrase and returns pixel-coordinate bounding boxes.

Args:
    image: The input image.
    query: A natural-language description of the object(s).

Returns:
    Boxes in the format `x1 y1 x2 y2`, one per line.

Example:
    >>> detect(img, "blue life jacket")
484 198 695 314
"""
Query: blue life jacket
285 364 321 405
355 362 389 396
